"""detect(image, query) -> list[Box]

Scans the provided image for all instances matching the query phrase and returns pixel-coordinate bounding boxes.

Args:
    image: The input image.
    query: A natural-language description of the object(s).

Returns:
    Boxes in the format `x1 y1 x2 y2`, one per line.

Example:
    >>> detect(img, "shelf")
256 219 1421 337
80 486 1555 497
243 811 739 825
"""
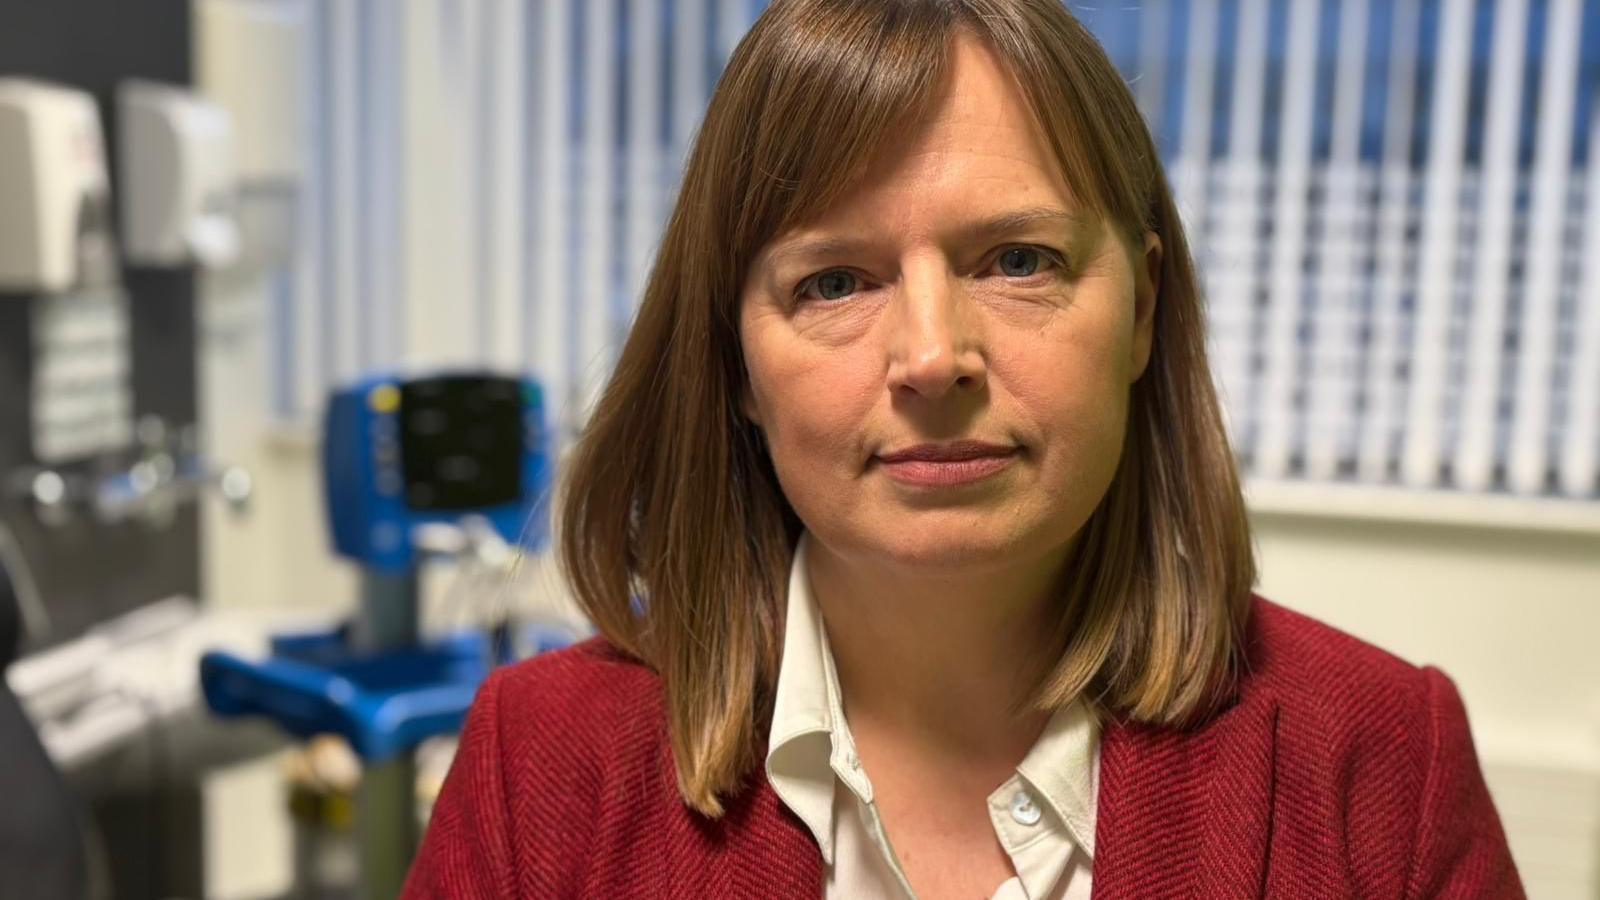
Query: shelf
1244 479 1600 538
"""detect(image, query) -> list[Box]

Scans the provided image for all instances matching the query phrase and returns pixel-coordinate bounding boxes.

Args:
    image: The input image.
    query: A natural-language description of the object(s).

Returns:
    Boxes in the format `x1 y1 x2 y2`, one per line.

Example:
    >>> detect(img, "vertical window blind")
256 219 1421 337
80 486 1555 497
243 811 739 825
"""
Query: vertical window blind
271 0 1600 500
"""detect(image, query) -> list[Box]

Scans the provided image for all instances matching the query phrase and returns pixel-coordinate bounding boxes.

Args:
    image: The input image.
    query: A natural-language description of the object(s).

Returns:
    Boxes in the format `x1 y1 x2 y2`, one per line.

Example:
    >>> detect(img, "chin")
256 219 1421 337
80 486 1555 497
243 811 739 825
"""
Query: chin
831 513 1072 575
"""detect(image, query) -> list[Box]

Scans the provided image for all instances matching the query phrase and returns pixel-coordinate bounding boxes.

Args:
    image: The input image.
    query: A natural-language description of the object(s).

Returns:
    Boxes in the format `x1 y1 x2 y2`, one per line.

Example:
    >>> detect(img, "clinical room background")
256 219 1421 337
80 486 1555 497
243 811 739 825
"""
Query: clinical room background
1 0 1598 898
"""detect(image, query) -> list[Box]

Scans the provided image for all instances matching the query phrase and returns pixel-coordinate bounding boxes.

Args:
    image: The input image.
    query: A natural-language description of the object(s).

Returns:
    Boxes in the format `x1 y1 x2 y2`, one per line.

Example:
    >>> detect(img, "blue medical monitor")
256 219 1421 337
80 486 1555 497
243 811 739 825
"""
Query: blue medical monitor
323 372 550 572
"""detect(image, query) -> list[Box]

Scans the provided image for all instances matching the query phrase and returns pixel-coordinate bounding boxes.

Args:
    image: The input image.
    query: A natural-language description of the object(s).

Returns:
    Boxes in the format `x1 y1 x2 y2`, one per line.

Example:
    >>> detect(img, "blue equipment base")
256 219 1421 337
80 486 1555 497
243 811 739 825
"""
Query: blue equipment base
200 628 491 764
201 621 580 763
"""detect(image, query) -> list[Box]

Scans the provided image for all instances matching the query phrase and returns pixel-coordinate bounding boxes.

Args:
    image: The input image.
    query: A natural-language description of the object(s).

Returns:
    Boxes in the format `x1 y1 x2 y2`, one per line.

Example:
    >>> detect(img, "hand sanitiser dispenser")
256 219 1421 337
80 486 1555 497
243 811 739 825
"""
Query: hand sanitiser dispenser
0 78 116 293
0 78 133 465
116 81 239 268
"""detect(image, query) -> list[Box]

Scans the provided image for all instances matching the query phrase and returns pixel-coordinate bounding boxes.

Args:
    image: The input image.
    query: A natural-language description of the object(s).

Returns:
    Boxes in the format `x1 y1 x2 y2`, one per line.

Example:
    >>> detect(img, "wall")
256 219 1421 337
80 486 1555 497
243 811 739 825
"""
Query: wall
0 3 211 898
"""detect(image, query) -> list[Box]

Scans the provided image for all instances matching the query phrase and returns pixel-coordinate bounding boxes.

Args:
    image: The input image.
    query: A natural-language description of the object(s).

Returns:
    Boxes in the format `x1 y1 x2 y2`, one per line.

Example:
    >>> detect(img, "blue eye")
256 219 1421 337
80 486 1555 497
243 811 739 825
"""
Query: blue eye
996 247 1043 277
801 270 858 302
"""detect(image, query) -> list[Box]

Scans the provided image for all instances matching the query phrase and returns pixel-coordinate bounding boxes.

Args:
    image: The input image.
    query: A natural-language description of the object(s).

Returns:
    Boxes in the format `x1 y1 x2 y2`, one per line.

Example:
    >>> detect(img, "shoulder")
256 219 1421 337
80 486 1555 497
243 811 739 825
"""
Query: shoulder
1235 597 1520 895
1242 593 1434 706
1238 598 1455 818
493 635 662 719
485 635 667 767
1239 595 1447 793
466 637 676 865
407 639 676 896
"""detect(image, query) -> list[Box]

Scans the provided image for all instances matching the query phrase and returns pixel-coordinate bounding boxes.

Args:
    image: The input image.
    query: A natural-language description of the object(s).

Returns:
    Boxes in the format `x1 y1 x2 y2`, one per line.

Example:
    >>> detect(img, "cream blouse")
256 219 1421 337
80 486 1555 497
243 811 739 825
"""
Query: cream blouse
765 534 1100 900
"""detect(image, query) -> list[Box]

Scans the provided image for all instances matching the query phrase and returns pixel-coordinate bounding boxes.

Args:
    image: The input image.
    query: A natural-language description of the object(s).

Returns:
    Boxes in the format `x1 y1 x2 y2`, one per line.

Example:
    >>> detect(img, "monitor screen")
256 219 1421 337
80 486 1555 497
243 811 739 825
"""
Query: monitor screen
399 375 524 511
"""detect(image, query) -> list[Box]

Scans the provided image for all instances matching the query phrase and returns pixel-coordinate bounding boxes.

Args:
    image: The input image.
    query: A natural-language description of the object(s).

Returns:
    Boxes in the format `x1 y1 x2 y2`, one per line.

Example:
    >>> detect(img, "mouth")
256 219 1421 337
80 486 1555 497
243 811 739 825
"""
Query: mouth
874 441 1019 488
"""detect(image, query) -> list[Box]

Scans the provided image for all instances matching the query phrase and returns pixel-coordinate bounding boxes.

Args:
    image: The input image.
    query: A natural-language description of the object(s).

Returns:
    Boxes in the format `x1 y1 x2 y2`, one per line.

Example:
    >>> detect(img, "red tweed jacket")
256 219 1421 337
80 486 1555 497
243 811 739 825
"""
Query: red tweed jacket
402 596 1524 898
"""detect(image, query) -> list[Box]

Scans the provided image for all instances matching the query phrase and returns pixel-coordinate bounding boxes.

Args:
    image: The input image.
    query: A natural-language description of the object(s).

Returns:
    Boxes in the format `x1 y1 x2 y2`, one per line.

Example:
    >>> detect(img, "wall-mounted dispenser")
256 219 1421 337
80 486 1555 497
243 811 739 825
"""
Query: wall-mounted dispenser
0 78 116 293
117 80 239 268
0 77 132 465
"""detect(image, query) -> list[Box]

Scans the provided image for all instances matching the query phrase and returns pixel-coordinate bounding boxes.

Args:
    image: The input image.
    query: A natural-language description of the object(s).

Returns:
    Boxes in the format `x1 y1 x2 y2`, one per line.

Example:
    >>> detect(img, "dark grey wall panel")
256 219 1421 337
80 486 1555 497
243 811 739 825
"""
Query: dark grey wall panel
0 0 200 653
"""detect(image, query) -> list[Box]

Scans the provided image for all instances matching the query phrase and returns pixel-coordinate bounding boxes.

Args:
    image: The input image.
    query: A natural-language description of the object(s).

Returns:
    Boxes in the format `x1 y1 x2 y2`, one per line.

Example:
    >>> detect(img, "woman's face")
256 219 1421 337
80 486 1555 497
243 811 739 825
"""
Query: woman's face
739 33 1160 576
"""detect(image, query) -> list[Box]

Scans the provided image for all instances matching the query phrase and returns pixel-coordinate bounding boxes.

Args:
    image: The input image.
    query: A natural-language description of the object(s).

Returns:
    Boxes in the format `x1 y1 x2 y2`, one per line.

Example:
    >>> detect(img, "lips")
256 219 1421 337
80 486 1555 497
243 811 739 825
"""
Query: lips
877 440 1015 463
875 441 1018 487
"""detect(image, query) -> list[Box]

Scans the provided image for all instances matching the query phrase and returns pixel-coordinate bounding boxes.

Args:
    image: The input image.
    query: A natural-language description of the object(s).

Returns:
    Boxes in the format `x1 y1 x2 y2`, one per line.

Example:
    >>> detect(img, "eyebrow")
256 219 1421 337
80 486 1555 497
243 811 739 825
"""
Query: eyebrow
763 206 1093 270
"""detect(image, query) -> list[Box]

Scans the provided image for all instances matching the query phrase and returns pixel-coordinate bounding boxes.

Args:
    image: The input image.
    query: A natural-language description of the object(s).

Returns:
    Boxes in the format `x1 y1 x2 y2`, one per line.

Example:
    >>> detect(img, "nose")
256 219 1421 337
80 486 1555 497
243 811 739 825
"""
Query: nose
885 264 987 400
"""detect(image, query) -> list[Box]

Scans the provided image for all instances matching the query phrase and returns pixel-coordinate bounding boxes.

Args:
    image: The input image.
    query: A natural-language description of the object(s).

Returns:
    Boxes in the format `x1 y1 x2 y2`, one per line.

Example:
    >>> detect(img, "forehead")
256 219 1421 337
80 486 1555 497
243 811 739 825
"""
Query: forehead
765 32 1078 251
898 32 1060 175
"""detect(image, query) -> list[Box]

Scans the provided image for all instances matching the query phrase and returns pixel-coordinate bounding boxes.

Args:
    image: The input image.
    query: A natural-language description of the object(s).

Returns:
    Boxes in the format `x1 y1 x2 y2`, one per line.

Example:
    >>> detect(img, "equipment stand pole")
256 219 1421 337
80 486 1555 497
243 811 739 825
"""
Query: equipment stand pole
355 569 421 900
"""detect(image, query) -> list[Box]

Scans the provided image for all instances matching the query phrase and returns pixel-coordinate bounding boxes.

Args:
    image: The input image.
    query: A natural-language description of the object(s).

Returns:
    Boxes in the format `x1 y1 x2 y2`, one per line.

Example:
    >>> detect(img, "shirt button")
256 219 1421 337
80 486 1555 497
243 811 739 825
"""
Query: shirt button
1009 790 1041 826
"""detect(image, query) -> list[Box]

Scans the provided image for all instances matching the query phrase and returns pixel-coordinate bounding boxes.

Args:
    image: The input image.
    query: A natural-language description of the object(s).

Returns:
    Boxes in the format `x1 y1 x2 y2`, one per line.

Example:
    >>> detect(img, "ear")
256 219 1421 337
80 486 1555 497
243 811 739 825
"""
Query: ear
1129 229 1162 382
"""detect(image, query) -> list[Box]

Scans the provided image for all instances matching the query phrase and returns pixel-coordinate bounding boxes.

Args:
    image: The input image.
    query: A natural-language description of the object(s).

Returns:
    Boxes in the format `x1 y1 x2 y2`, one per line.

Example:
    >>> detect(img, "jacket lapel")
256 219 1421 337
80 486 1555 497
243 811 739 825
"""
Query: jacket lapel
1091 692 1280 899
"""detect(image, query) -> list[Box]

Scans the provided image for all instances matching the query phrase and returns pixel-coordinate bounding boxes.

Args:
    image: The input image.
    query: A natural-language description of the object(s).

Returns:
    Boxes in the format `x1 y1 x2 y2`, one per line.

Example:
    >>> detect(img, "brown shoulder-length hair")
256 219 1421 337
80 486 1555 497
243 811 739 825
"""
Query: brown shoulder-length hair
559 0 1256 817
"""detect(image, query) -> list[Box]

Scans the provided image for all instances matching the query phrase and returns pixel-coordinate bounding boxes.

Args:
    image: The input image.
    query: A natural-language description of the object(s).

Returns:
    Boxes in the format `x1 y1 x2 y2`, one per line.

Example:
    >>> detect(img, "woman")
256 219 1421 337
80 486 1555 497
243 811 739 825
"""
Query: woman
404 0 1522 897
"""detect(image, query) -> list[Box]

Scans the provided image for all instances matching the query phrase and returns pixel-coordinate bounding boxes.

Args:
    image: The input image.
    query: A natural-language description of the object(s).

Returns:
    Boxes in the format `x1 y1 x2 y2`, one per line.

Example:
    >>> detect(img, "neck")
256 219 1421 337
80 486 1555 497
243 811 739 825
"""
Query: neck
805 534 1074 765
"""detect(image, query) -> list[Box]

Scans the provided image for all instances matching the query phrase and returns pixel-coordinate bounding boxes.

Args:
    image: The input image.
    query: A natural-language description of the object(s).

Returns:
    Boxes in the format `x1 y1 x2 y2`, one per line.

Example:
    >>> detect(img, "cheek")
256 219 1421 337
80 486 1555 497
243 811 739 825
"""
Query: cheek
743 326 880 481
994 312 1134 472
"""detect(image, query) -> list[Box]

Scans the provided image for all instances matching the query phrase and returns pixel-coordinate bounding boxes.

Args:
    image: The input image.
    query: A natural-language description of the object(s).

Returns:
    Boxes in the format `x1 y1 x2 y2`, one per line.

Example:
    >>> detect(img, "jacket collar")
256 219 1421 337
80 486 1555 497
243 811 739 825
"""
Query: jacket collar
1088 689 1281 898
